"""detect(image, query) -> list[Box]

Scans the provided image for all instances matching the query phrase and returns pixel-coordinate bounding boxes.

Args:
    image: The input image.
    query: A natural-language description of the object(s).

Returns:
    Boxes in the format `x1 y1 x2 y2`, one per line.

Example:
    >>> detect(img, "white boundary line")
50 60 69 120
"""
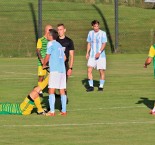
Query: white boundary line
4 71 36 76
0 78 35 80
1 120 155 127
68 106 145 112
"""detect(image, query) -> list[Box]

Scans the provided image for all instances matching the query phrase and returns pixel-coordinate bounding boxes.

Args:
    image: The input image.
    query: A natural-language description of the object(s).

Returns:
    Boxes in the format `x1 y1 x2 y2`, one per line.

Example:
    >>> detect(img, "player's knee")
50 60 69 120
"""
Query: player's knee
33 86 41 93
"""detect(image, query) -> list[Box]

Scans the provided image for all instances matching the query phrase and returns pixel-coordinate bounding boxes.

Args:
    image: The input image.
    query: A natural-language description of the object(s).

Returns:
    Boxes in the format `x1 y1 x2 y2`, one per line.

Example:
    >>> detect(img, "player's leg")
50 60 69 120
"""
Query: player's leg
20 95 35 115
0 103 22 115
87 58 96 92
59 73 67 115
30 86 46 114
59 89 67 116
38 66 47 97
97 58 106 91
65 62 69 103
46 88 56 116
46 72 57 116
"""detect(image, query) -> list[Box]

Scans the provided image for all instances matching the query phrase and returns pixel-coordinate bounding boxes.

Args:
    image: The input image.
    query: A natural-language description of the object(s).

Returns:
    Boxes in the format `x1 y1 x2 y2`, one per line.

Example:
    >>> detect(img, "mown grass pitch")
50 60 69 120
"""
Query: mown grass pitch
0 54 155 145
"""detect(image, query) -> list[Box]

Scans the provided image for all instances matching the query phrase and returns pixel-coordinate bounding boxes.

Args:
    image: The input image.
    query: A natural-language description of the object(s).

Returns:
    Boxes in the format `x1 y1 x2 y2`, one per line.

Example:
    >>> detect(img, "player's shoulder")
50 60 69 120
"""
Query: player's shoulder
88 30 94 34
65 36 73 42
40 36 48 42
56 40 62 46
99 29 106 34
153 44 155 49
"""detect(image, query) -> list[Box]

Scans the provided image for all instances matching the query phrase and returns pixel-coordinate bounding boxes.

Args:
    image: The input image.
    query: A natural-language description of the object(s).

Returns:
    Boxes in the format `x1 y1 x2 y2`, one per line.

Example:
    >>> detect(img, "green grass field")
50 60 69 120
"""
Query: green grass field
0 54 155 145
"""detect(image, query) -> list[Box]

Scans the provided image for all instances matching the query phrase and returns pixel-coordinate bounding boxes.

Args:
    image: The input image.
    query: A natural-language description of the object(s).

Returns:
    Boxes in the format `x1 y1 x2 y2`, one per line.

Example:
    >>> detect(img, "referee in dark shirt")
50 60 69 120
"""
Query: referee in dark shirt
57 24 74 79
57 24 75 103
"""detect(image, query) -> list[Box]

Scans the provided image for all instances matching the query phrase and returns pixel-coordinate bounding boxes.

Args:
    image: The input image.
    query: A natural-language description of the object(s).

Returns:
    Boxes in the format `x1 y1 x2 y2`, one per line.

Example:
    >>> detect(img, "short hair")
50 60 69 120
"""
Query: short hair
57 23 65 28
91 20 100 26
49 29 58 40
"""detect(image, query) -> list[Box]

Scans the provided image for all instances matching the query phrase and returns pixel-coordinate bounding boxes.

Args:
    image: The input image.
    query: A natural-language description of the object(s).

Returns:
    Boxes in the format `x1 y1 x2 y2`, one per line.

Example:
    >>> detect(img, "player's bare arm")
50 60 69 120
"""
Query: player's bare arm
67 50 74 76
95 43 106 59
86 42 91 60
36 49 44 65
144 57 152 68
43 54 50 69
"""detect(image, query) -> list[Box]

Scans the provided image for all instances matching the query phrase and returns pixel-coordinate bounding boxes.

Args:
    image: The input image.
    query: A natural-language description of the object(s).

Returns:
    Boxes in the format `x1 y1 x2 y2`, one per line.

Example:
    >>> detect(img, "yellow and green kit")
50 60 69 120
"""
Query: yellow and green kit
148 44 155 77
0 96 34 115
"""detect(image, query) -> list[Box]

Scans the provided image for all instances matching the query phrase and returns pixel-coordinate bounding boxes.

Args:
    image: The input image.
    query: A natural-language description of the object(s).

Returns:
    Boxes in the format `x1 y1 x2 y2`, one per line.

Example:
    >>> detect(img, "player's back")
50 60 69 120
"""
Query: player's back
47 40 66 73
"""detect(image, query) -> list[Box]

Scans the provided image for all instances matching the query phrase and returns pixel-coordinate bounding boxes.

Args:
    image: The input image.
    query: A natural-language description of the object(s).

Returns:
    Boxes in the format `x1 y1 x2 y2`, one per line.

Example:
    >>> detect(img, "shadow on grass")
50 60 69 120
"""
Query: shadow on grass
136 97 155 109
82 78 99 89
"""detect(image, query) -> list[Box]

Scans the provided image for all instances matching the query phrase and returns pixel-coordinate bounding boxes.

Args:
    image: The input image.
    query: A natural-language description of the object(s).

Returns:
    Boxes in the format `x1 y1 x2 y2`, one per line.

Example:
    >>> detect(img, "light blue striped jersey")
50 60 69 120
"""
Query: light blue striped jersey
87 30 107 58
46 40 66 73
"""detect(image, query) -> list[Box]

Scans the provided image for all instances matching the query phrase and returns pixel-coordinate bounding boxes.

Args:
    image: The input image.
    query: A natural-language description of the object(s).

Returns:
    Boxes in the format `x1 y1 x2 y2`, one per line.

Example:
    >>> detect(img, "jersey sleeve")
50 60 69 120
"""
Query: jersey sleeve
148 45 155 58
69 39 75 50
87 32 91 43
37 39 42 49
101 32 107 43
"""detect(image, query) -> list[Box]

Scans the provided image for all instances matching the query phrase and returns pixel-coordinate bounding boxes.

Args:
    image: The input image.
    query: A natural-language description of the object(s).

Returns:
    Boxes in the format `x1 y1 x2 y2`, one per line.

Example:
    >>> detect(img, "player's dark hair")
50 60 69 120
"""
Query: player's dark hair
91 20 100 26
57 23 65 28
49 29 58 40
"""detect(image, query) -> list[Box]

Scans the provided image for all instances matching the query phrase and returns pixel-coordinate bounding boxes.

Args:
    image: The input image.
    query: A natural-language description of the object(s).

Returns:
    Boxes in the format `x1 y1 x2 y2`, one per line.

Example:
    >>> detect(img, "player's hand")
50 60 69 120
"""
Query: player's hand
67 69 72 76
42 65 48 69
95 52 100 59
144 64 147 68
86 53 89 60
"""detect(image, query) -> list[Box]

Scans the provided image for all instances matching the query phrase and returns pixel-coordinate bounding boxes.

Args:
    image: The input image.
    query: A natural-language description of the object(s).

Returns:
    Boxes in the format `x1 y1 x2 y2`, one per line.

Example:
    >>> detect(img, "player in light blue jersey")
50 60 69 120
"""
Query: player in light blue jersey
43 29 67 116
86 20 107 92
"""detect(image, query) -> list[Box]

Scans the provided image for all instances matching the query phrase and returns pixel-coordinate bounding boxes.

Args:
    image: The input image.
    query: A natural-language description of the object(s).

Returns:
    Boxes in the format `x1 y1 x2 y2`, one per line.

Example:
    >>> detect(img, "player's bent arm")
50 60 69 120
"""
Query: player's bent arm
144 57 153 68
95 43 106 59
43 54 50 68
36 49 44 64
100 43 106 52
69 50 74 68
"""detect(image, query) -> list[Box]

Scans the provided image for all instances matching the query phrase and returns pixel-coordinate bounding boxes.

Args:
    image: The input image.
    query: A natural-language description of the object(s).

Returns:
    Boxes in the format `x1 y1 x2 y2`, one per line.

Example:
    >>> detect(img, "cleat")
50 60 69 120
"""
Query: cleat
46 112 55 116
150 110 155 115
98 87 104 91
59 112 67 116
86 86 94 92
37 109 47 115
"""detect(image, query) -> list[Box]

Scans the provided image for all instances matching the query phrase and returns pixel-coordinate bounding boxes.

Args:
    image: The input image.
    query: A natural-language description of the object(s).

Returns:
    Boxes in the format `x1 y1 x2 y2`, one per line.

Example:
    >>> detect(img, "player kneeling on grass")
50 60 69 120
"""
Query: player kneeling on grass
43 29 67 116
144 44 155 115
0 76 49 115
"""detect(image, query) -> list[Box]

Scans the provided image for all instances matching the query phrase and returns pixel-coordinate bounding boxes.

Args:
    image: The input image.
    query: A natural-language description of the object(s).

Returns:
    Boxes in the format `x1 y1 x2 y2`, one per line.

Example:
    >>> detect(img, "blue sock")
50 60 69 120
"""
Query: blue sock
61 95 67 113
49 94 55 112
99 80 105 88
88 80 93 87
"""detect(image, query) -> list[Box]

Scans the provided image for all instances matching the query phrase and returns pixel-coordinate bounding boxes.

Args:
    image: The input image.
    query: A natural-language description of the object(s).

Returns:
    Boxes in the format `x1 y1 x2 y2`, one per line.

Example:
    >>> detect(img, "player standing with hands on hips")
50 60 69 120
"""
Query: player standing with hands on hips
86 20 107 92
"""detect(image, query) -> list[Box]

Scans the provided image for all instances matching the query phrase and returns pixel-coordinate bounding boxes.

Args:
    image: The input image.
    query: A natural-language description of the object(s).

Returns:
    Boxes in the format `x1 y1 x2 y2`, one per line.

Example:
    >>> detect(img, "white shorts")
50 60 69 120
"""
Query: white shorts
87 57 106 70
48 72 66 89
